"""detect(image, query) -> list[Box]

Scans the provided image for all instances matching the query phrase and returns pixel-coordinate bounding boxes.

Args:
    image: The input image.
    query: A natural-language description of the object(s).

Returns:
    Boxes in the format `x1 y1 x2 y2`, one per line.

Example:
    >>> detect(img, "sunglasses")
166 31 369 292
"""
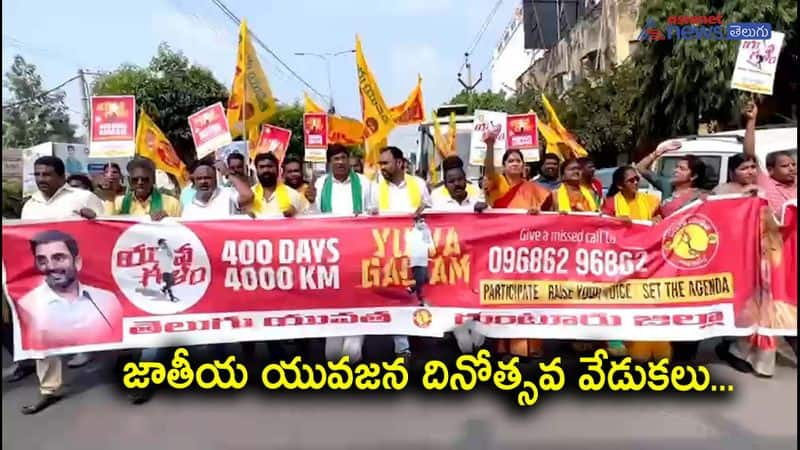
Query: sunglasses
625 176 640 184
131 176 151 183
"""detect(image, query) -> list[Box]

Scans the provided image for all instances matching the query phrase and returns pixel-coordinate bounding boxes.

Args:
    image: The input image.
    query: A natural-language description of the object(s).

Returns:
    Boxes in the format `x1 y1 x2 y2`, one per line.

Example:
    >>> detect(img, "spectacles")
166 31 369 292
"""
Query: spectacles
625 176 640 184
131 176 151 183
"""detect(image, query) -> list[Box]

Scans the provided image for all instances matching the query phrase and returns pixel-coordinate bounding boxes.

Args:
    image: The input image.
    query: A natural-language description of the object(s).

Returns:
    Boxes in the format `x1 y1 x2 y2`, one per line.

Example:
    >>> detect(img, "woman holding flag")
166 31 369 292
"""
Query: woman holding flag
482 127 551 361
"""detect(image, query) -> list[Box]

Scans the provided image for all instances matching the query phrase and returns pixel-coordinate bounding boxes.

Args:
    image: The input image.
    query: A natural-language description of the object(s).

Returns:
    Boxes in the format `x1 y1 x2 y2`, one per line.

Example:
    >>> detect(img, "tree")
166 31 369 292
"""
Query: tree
92 43 229 163
448 89 510 114
2 55 76 148
559 63 639 165
632 0 797 142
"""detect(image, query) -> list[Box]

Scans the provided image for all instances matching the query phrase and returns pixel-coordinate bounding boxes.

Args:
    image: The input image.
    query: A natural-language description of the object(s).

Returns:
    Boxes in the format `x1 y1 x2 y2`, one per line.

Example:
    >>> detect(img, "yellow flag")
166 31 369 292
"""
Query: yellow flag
135 111 189 186
428 142 438 184
247 125 261 159
390 75 425 125
541 93 588 158
329 114 365 146
356 34 395 150
432 110 445 157
304 92 325 114
227 19 277 138
446 112 457 156
536 119 566 161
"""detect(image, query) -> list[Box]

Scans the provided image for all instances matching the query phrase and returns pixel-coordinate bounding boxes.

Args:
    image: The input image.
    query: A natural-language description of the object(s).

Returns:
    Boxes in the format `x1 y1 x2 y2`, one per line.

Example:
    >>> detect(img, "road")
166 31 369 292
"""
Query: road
3 337 797 450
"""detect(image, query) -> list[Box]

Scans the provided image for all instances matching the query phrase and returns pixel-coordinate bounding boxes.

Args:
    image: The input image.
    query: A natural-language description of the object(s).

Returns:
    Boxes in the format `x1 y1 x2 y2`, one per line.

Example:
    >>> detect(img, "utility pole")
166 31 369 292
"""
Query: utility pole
457 52 483 93
77 69 91 145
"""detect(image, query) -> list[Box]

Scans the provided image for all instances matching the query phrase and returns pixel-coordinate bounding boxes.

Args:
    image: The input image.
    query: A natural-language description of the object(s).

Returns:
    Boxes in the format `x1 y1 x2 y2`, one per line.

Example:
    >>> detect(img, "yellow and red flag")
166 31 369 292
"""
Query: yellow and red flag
227 19 277 138
540 94 588 158
390 75 425 125
135 110 189 186
356 34 395 171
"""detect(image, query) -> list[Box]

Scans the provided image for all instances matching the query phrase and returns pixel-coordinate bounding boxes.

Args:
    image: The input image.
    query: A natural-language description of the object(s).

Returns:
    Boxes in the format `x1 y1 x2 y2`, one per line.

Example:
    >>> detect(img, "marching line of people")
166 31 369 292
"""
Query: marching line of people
3 102 796 414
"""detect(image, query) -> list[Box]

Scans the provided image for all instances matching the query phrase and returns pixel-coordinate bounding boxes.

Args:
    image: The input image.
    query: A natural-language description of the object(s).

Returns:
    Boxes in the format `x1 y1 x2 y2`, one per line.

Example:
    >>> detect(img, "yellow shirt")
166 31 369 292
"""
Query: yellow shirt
110 193 182 217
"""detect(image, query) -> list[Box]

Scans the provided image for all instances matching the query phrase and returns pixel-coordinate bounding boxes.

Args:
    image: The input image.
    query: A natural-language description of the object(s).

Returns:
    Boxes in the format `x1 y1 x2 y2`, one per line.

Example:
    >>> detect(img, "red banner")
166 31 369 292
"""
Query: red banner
90 95 136 158
3 197 794 359
304 113 328 163
765 200 797 335
188 102 233 159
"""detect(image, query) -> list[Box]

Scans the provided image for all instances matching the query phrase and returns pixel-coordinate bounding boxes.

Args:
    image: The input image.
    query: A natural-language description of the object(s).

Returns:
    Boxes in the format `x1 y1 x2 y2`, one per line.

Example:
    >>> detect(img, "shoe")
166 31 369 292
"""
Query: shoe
128 388 153 405
67 353 92 368
21 394 62 415
715 341 753 373
419 299 430 307
3 362 35 383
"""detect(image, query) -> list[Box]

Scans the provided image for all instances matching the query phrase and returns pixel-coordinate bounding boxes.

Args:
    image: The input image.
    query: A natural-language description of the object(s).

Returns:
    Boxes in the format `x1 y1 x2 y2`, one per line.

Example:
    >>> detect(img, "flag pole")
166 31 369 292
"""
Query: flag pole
242 22 248 161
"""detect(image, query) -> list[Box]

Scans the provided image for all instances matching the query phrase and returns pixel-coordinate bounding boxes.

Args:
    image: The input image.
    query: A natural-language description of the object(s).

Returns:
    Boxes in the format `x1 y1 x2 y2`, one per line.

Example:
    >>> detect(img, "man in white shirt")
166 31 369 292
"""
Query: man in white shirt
430 156 488 212
369 146 431 364
430 156 488 354
305 145 373 363
12 156 105 414
181 159 254 220
19 231 123 349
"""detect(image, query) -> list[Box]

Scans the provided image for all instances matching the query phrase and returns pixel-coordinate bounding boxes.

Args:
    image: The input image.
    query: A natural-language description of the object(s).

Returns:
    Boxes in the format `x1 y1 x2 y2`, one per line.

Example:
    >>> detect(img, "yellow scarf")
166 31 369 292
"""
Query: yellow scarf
379 174 421 211
251 183 291 215
440 184 479 200
613 192 652 220
556 184 597 212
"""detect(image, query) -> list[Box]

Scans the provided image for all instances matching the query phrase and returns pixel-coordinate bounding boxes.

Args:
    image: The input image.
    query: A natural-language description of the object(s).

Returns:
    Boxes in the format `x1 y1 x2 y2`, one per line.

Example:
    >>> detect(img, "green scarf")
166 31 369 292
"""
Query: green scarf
320 171 362 214
120 189 163 215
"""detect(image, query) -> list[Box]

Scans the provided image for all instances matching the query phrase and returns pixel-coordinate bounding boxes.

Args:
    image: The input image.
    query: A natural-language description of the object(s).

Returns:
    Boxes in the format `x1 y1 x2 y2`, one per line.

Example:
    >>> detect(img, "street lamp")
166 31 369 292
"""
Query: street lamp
294 49 355 114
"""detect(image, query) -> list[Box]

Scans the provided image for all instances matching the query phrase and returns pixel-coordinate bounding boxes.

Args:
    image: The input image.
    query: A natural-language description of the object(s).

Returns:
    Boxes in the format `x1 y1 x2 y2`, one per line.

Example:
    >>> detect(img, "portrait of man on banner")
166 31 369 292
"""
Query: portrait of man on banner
15 230 124 350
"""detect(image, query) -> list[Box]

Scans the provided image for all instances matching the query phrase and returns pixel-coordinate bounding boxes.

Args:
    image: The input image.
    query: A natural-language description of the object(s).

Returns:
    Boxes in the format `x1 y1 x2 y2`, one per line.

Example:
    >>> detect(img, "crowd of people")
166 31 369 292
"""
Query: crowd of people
3 102 796 414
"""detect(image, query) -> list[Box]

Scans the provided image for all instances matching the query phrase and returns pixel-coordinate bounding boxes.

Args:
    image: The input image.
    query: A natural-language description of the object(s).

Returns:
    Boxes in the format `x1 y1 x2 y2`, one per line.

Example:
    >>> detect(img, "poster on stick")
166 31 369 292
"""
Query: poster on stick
304 113 328 163
730 31 784 95
90 96 136 158
469 109 507 167
254 124 292 163
506 113 539 162
188 102 233 159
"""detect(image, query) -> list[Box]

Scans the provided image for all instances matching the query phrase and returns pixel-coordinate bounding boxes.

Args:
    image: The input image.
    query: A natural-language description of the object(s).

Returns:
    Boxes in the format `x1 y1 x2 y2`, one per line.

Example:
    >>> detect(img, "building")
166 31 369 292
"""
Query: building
490 5 544 97
516 0 642 94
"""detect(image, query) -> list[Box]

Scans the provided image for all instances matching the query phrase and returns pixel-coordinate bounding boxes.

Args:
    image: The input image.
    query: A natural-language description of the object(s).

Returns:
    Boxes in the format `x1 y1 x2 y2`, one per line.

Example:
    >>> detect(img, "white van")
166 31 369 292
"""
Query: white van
650 126 797 190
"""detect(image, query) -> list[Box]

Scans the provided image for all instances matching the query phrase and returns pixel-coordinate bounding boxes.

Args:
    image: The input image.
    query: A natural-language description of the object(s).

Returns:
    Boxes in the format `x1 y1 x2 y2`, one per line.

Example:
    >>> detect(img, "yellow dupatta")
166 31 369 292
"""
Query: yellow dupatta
379 173 421 211
556 184 597 212
613 192 653 220
439 184 479 200
251 183 291 215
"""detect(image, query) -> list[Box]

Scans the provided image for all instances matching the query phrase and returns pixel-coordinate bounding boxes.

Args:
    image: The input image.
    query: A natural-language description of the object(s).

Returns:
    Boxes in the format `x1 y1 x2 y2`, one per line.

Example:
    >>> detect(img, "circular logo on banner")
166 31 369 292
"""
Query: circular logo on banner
412 308 432 328
661 215 719 269
112 222 211 314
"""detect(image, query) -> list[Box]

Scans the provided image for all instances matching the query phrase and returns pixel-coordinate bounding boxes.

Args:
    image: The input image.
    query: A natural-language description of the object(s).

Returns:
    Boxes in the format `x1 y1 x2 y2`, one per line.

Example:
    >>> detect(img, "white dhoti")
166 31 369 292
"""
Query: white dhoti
325 336 365 363
453 321 485 354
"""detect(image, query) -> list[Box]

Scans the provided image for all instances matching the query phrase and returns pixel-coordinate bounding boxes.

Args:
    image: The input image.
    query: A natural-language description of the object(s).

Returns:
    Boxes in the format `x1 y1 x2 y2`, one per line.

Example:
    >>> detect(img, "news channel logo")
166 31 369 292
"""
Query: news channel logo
639 17 772 42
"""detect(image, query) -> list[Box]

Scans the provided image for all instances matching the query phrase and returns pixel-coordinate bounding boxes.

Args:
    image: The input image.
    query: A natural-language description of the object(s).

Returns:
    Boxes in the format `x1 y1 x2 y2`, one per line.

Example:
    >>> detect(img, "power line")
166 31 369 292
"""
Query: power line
449 0 505 98
466 0 504 57
208 0 327 100
2 74 81 109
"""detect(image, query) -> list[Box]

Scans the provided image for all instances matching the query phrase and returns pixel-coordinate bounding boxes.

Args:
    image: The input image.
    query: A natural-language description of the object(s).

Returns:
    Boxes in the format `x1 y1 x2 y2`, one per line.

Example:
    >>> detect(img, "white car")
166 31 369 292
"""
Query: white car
650 126 797 190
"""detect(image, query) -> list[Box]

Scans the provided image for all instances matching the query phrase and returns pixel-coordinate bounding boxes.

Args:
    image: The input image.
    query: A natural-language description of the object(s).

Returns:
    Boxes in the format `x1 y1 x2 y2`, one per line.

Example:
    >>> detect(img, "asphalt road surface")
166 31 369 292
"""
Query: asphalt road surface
3 337 797 450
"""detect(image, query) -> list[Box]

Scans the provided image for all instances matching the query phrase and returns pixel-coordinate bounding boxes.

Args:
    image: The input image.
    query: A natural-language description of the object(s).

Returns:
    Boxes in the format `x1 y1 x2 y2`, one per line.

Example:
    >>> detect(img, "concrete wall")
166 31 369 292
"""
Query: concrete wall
516 0 641 94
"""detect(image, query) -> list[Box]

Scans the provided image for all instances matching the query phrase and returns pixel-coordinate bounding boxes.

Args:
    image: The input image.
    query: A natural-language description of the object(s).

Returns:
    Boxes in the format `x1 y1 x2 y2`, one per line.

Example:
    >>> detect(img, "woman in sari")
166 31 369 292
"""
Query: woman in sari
601 166 666 360
548 158 601 353
548 158 601 213
714 102 796 377
636 140 709 362
483 129 550 360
